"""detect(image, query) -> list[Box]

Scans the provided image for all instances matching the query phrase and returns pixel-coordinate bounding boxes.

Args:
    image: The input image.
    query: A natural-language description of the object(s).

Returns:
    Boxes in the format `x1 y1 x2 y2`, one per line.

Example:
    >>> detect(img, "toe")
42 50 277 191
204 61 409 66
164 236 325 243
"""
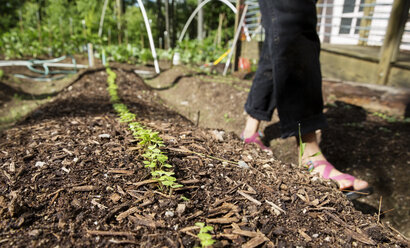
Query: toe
353 179 369 191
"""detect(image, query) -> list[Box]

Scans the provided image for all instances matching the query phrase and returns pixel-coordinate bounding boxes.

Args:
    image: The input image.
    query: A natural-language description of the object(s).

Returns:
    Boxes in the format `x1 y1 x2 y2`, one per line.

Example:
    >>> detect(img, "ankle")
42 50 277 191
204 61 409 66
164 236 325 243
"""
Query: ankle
243 116 260 138
299 132 325 163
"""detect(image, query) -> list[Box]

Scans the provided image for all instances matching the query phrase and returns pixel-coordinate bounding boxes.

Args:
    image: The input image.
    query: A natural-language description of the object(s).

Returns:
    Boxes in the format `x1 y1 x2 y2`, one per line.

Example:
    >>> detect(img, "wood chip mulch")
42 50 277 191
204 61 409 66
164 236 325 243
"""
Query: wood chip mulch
0 68 408 247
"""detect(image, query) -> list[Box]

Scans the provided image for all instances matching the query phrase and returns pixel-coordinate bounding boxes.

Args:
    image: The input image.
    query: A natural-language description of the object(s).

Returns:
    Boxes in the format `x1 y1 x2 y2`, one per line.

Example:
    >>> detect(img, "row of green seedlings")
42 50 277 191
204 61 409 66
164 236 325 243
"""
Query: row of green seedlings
106 67 182 192
107 68 217 247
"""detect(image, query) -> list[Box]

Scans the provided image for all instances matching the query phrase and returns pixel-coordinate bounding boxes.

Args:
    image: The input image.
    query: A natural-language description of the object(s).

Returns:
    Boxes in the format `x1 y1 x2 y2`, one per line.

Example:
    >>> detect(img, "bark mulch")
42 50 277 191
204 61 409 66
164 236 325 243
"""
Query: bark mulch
0 67 407 247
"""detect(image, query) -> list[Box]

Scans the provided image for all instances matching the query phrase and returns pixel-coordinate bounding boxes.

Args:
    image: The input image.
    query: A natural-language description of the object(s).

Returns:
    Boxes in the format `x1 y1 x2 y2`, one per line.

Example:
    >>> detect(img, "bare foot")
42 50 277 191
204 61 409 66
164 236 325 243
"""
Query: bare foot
301 132 369 191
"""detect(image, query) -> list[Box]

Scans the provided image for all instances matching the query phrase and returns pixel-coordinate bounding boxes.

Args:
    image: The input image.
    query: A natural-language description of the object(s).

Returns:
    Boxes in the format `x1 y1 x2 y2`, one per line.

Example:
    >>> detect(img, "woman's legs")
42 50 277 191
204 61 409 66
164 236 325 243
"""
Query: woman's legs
243 0 369 191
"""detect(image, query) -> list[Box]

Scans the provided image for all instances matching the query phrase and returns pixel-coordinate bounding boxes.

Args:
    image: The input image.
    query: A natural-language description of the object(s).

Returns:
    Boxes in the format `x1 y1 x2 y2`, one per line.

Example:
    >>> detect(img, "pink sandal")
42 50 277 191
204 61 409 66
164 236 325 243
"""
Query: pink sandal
307 160 373 200
241 131 271 151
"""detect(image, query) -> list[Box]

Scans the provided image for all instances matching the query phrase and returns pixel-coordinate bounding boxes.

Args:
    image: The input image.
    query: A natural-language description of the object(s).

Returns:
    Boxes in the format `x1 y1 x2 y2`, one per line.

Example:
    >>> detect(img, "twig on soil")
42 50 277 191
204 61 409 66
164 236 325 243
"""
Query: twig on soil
180 179 201 184
180 226 200 233
50 191 60 205
128 214 164 228
131 179 158 188
187 210 204 220
86 230 137 236
47 188 64 198
298 229 312 242
308 206 336 211
265 200 286 215
0 239 9 245
344 228 376 245
109 239 138 244
216 233 239 240
108 169 134 175
232 229 259 238
71 185 98 192
381 208 395 215
242 232 269 248
325 212 350 228
116 207 139 222
237 190 261 206
225 184 241 194
90 198 108 209
206 217 239 224
167 147 238 165
153 190 176 198
385 222 410 241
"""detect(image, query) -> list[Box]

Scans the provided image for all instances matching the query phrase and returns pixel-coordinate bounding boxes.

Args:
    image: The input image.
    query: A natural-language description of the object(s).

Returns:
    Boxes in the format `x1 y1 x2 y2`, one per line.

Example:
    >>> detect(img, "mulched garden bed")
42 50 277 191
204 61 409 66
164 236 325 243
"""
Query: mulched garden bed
0 67 407 247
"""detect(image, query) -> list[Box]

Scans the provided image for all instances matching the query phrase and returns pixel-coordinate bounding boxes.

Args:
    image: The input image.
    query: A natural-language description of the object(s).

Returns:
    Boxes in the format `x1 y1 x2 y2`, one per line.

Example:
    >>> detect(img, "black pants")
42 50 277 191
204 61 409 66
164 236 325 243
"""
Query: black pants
245 0 327 138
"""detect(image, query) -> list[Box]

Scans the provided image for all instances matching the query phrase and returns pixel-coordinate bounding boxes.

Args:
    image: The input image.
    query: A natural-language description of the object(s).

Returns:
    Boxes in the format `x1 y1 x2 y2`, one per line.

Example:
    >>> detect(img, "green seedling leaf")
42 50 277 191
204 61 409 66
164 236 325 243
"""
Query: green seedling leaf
171 184 183 188
309 151 322 158
198 233 212 240
202 226 213 232
181 195 190 201
163 163 173 168
195 222 205 228
201 239 216 247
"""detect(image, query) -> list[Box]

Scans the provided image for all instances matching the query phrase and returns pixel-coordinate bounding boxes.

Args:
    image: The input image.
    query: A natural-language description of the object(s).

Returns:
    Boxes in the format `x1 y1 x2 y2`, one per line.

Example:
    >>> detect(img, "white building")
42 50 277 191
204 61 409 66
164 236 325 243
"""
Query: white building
317 0 410 50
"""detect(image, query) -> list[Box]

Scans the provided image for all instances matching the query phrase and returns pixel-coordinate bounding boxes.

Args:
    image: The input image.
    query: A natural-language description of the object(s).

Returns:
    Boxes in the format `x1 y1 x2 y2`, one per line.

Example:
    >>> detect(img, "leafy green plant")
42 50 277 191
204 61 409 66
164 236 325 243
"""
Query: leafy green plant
195 222 216 248
0 69 3 79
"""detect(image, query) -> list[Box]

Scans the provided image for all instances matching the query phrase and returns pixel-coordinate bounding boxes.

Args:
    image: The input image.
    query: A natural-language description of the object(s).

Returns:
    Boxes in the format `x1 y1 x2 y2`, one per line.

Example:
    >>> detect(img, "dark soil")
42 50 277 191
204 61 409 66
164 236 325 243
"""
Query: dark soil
0 65 408 247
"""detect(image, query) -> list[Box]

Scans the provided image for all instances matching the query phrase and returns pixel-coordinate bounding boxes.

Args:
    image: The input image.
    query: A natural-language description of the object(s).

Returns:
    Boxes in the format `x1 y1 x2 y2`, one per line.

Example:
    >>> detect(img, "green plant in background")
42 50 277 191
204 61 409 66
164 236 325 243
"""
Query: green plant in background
223 113 232 123
195 222 216 248
13 93 23 102
106 67 182 192
0 69 3 79
0 0 235 61
372 111 399 123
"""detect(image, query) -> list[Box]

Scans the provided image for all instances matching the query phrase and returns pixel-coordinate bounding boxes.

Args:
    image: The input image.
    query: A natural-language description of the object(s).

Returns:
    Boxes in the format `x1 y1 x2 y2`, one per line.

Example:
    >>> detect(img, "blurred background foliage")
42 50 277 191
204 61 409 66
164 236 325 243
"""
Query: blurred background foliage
0 0 236 64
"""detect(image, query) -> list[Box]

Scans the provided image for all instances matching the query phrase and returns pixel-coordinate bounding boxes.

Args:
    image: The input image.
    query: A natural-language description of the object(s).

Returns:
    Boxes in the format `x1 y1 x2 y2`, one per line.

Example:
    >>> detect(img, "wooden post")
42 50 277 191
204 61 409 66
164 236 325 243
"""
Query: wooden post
358 0 376 46
217 13 225 46
116 0 122 45
376 0 410 85
98 0 109 38
87 43 94 67
232 0 244 73
165 0 170 49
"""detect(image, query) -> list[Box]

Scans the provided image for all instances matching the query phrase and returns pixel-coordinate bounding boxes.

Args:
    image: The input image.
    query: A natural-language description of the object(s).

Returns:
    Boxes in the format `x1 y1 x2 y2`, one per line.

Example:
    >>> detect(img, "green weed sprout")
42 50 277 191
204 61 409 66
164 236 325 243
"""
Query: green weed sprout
298 123 321 168
195 222 216 248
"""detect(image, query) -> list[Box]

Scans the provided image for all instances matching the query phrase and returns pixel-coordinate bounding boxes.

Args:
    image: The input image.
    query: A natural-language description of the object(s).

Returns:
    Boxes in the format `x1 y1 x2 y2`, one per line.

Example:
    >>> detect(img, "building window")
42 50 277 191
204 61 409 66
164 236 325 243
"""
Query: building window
342 0 355 13
338 0 364 35
340 18 353 34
